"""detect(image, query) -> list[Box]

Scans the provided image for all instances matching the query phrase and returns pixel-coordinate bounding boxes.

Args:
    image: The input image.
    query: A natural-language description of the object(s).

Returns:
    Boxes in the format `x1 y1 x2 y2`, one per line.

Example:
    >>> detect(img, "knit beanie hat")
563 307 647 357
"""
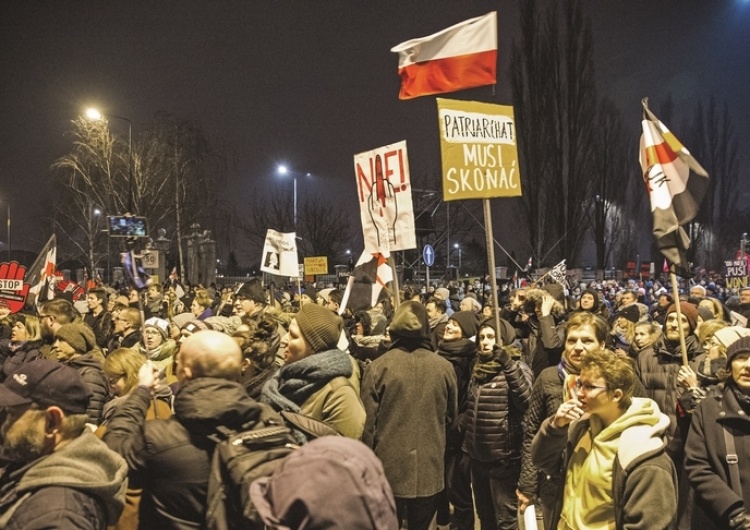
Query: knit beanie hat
389 301 429 340
144 317 169 340
727 336 750 367
435 287 450 301
55 323 97 353
617 305 641 324
665 302 699 332
294 303 342 353
449 311 479 339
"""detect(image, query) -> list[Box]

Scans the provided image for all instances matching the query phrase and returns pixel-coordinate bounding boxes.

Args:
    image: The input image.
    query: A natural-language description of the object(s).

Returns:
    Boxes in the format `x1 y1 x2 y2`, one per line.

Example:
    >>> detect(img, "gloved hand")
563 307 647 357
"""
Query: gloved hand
728 509 750 530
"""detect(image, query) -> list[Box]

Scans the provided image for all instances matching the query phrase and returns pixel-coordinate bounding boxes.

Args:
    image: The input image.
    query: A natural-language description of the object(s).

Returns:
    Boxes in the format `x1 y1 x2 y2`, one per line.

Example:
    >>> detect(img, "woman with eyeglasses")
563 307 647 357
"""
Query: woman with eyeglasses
0 313 44 382
517 311 609 528
531 348 676 529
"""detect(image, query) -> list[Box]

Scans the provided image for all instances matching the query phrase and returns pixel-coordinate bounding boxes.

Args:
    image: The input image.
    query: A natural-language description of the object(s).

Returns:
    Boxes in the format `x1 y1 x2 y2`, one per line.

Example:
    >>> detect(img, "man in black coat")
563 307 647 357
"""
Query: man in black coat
361 301 458 530
104 330 280 530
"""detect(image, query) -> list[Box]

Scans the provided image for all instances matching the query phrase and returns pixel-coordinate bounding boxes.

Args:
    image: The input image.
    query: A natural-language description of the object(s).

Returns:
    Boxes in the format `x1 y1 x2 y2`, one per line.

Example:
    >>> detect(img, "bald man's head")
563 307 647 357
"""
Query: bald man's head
177 330 242 382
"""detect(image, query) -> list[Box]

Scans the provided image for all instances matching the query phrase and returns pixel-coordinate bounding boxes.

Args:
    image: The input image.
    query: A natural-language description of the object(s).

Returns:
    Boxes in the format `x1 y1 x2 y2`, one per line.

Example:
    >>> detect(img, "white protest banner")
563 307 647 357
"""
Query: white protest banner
261 230 299 277
354 140 417 253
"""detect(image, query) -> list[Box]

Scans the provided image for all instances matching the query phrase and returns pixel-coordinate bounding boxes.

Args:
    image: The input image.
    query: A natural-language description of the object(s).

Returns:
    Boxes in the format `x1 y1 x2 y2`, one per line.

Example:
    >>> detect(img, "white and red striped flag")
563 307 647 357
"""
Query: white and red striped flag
639 98 708 277
391 12 497 100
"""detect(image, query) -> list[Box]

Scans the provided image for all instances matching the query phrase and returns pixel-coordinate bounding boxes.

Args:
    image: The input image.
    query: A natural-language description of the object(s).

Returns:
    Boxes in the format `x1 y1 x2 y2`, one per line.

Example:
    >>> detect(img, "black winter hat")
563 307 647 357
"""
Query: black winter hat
617 305 641 324
449 311 479 339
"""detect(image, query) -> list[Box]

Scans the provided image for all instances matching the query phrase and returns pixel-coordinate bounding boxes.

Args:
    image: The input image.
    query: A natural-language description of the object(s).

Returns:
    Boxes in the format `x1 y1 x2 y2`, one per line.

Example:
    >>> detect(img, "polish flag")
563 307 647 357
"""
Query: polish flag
391 12 497 100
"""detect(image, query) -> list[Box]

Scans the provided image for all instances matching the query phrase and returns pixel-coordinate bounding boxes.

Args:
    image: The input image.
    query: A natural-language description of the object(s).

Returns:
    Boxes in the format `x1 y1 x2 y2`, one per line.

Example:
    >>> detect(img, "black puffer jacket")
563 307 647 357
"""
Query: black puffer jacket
0 338 44 381
517 364 566 503
65 352 110 426
635 334 703 456
462 346 532 462
104 378 282 530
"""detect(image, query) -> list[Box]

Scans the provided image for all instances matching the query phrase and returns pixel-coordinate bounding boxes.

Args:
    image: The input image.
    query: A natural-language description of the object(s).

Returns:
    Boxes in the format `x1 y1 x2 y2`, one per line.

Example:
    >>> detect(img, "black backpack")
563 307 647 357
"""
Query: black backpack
204 404 299 530
203 405 341 530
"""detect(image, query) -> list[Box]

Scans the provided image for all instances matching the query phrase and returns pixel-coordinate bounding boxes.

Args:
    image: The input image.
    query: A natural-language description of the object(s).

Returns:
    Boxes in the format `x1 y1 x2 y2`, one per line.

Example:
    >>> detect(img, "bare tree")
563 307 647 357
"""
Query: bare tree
51 113 224 278
591 98 643 271
687 98 741 267
510 0 600 267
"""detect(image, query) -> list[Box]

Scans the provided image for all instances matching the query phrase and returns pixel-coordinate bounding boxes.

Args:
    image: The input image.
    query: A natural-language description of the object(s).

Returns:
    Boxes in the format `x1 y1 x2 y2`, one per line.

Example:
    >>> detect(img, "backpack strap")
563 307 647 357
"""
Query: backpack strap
723 423 743 499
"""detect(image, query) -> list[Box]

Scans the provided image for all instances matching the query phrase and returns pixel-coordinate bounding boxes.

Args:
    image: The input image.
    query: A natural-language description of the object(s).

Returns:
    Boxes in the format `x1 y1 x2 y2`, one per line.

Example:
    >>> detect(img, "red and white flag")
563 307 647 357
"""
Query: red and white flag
339 251 393 314
26 234 57 306
639 98 708 277
391 12 497 100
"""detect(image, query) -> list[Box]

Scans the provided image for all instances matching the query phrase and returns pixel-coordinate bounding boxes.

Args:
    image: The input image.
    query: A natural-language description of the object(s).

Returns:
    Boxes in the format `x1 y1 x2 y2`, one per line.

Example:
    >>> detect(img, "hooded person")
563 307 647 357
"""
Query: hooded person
435 310 480 530
250 437 399 530
361 301 458 530
0 359 128 529
260 304 365 439
53 322 110 426
462 317 532 529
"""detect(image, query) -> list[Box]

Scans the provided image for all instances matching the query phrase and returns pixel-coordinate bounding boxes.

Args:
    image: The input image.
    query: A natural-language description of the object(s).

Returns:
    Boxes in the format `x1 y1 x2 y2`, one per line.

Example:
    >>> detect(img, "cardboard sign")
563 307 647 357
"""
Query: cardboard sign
354 140 417 253
437 98 522 201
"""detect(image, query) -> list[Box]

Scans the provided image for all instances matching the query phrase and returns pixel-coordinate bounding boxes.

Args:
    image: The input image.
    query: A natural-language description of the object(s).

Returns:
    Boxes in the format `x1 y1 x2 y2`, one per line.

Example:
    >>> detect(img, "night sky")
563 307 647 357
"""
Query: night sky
1 1 748 265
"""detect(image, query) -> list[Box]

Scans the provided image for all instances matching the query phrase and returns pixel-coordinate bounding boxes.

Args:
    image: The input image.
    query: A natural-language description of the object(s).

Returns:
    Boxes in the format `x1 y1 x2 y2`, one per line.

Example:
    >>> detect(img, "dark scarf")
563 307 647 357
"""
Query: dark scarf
261 349 353 413
729 381 750 415
471 343 524 386
438 337 476 362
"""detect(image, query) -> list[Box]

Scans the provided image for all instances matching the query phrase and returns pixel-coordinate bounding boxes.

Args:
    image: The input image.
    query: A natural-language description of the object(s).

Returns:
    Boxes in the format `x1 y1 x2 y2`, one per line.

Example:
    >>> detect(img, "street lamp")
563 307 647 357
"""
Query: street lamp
85 108 134 214
454 243 462 277
277 164 311 231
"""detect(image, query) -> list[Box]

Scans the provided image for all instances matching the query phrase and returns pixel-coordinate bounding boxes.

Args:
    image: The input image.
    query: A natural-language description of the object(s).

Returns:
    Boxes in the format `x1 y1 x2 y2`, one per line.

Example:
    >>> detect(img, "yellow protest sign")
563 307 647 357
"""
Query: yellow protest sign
437 98 522 201
304 256 329 276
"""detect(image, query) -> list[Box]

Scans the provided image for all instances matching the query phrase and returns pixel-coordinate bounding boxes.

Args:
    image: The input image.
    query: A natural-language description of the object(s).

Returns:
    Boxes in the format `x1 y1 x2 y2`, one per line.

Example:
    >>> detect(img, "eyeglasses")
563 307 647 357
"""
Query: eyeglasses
574 379 608 394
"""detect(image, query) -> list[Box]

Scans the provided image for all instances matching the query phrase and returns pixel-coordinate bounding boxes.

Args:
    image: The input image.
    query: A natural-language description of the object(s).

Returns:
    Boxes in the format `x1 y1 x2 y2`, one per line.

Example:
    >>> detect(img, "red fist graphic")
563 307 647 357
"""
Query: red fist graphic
0 262 30 314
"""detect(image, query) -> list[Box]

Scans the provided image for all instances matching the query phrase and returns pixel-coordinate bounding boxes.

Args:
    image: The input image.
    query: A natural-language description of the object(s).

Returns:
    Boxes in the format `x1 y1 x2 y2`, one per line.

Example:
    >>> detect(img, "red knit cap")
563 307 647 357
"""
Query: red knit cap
665 302 699 332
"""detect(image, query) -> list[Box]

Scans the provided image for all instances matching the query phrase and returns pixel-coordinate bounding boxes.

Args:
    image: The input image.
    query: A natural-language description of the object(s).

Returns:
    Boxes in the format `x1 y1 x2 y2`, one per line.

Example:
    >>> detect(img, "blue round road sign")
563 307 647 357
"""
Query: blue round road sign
423 244 435 267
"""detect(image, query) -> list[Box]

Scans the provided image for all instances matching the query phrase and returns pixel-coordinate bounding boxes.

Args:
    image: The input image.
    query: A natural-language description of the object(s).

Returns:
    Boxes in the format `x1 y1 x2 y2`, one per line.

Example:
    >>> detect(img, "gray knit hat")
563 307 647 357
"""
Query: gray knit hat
727 336 750 367
55 323 97 353
294 304 342 353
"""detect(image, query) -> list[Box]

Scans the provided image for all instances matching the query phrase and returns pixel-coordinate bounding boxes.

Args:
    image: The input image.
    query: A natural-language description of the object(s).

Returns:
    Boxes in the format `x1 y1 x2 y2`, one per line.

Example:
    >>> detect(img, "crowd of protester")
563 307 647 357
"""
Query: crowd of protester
2 271 750 529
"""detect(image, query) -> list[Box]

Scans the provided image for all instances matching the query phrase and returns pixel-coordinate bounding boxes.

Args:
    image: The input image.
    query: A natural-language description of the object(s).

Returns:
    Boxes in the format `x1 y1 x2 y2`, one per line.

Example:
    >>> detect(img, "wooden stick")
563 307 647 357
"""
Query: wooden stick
669 271 690 366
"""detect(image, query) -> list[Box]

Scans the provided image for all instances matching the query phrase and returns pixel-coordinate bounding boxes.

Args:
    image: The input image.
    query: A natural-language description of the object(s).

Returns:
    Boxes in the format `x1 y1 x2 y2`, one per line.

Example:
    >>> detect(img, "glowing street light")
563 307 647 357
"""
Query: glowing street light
85 107 134 214
276 164 311 230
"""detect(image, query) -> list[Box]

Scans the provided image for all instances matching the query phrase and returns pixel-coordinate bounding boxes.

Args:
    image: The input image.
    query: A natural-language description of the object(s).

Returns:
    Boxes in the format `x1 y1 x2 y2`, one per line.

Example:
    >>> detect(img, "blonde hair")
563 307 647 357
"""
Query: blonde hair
104 348 147 395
